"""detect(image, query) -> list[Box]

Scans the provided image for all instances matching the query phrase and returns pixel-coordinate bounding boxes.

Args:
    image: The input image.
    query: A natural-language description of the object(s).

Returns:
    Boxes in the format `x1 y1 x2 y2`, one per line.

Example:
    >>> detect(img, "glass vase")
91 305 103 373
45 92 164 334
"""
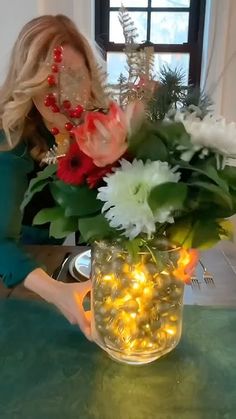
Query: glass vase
91 240 189 365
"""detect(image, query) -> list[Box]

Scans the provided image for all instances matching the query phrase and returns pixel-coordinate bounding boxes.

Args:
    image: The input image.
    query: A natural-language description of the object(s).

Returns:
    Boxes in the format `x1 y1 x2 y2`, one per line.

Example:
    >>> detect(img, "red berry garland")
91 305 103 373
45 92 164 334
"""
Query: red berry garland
63 100 71 110
43 44 87 136
51 127 59 136
51 64 59 73
47 74 56 86
65 122 74 132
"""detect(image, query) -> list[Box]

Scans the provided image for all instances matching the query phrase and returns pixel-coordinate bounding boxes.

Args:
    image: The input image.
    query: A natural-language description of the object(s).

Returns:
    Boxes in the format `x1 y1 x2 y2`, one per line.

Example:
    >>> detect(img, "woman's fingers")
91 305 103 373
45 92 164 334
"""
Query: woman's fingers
74 291 92 341
80 279 92 297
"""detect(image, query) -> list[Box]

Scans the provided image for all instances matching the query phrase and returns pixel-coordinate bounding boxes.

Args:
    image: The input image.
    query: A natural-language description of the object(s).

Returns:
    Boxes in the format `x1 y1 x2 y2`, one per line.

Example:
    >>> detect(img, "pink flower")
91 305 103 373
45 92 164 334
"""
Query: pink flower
72 101 144 168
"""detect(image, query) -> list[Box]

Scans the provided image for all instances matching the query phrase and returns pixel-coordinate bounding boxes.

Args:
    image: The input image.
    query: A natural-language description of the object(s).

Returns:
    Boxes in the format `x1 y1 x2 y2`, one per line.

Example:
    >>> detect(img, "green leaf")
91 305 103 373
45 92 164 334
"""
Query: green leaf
189 181 232 209
50 181 102 217
148 182 187 212
128 122 169 161
50 216 78 239
78 214 116 242
33 207 64 225
124 238 143 262
33 206 78 239
30 164 57 189
218 219 234 241
156 122 190 147
133 134 168 162
21 164 57 210
166 217 194 248
220 166 236 188
204 165 229 192
176 161 229 191
192 219 220 249
128 121 150 149
21 181 49 210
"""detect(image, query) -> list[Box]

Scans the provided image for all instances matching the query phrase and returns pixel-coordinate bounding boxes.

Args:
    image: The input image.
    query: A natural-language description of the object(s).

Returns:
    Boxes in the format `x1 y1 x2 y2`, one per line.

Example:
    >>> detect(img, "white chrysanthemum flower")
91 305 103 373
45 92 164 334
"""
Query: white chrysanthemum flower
175 111 236 157
97 159 180 239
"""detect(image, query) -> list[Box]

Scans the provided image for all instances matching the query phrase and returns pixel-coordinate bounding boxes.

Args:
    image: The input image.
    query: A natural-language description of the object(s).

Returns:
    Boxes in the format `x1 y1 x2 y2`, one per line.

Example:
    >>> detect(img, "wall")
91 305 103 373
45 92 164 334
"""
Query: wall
38 0 74 19
38 0 94 39
0 0 95 84
0 0 38 84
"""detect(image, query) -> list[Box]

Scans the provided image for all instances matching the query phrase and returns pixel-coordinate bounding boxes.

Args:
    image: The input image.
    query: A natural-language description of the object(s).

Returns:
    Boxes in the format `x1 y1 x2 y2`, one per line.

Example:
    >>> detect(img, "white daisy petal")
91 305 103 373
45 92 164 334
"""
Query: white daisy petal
97 159 180 239
177 112 236 157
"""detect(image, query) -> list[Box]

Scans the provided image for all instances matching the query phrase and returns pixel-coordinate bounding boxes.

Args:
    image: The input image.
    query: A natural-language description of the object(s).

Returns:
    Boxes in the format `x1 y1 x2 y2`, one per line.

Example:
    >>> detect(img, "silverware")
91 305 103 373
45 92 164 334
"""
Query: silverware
191 275 201 290
52 252 71 280
199 260 215 287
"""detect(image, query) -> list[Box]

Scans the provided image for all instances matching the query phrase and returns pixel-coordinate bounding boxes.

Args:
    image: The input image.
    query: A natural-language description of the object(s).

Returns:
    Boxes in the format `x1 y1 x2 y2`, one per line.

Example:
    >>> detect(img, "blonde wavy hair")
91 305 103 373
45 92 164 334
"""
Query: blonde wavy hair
0 14 106 158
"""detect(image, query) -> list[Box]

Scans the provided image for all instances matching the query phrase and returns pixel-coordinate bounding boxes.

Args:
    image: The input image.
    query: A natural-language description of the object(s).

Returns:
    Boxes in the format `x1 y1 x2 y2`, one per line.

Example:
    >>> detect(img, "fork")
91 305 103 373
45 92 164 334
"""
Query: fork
190 275 201 290
199 260 215 287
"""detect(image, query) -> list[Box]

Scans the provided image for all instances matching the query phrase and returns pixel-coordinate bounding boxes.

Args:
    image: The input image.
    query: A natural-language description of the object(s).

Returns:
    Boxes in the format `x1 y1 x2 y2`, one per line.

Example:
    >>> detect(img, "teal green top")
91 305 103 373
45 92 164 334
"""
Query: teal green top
0 129 58 287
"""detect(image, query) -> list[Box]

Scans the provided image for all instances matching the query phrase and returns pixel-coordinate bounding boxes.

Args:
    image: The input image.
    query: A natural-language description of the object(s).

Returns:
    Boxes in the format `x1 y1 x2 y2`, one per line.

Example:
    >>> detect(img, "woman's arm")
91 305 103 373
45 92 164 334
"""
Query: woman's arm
0 143 41 286
0 144 91 339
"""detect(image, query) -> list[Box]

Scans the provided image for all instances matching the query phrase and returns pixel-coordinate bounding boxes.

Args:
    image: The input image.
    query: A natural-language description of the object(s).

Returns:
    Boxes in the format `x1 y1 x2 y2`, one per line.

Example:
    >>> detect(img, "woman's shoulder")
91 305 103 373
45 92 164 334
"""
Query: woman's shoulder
0 129 34 171
0 129 28 157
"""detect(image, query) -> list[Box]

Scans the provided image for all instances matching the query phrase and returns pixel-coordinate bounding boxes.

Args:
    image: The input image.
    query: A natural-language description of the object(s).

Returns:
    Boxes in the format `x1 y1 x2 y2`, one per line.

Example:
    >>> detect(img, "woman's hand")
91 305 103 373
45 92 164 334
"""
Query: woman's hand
51 281 92 340
24 268 92 340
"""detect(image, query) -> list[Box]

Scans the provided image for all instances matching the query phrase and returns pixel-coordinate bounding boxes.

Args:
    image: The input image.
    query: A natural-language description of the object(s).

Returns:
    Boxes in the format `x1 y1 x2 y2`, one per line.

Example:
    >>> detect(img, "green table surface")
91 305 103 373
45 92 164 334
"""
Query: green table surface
0 300 235 419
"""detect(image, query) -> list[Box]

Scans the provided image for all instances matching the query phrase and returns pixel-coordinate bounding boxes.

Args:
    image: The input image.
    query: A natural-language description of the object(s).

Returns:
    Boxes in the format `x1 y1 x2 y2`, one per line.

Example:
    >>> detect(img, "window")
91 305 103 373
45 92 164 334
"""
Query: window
95 0 206 86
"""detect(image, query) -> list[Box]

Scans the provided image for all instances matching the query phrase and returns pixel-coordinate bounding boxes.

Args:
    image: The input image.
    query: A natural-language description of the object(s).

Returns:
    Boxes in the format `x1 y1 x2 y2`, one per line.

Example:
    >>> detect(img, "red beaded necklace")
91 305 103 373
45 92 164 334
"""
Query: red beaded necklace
44 45 85 137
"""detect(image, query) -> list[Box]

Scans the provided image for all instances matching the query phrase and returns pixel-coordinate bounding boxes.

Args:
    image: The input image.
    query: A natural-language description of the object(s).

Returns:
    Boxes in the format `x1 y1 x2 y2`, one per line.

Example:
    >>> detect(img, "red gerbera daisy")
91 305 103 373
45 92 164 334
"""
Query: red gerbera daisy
57 142 96 185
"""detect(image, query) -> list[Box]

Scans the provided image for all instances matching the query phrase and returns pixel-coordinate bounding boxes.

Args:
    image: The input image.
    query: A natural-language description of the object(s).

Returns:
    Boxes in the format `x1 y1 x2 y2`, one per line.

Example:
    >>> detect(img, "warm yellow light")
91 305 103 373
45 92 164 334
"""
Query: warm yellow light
160 270 169 276
123 263 130 274
123 294 132 302
143 287 153 297
173 248 198 283
132 282 140 290
103 274 114 281
133 269 146 283
130 313 137 319
165 328 176 336
147 342 154 348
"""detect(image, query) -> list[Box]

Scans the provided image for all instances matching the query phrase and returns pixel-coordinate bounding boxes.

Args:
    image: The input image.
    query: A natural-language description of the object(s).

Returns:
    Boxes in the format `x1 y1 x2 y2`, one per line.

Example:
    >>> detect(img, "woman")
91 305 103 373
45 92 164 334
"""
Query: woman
0 15 106 340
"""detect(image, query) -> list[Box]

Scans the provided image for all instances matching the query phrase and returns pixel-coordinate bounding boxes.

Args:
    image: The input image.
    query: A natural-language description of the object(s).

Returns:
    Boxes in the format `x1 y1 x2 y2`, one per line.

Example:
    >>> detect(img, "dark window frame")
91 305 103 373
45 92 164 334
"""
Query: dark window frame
95 0 206 86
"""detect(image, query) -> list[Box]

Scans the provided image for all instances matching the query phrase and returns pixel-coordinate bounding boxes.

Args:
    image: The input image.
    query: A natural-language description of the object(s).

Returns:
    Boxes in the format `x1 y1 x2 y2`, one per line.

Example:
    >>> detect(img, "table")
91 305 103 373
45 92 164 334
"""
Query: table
0 241 236 418
1 241 236 306
0 300 235 419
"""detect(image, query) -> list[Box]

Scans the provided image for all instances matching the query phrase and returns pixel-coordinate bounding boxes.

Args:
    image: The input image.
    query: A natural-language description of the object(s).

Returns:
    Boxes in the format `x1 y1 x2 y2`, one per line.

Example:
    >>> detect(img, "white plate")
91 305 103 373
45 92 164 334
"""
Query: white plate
69 250 91 281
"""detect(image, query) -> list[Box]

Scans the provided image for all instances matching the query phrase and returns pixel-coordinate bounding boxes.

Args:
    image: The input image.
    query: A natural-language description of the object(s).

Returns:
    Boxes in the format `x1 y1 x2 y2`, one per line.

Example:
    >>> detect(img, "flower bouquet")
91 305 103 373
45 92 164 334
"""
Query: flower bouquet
22 10 236 364
23 89 236 363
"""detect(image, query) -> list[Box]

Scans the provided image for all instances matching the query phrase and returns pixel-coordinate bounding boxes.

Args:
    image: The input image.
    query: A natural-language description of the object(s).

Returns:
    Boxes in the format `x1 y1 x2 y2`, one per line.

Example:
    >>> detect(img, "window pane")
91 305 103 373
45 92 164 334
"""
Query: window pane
107 52 128 84
152 0 190 6
109 11 147 43
154 53 189 84
107 52 189 85
150 12 189 44
110 0 148 6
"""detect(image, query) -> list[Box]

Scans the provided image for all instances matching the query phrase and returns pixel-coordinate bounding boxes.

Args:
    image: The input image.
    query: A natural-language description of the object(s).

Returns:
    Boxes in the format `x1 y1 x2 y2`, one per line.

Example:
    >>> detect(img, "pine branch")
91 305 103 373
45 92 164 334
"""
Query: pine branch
119 6 140 83
182 87 213 117
148 66 186 120
115 7 156 107
140 46 155 80
119 6 138 44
